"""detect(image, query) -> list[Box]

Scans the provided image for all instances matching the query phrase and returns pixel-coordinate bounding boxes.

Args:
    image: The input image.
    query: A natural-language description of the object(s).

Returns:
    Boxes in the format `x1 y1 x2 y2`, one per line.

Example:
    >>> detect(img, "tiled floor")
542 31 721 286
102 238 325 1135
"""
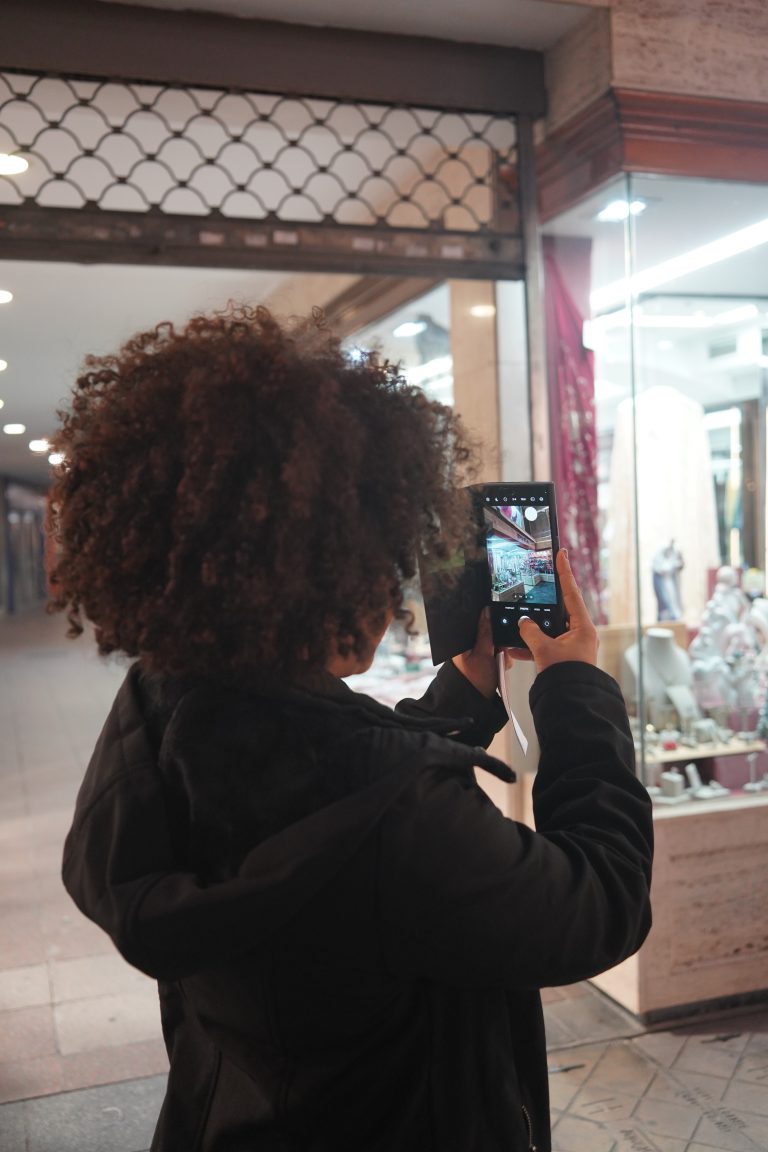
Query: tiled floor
548 1011 768 1151
1 606 767 1152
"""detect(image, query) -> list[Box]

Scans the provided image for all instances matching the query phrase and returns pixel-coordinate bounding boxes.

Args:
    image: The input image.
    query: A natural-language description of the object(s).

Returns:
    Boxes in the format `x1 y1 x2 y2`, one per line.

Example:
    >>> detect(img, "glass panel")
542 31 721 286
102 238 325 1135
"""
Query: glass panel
343 279 528 704
540 174 642 751
345 284 453 405
625 173 768 794
544 173 768 791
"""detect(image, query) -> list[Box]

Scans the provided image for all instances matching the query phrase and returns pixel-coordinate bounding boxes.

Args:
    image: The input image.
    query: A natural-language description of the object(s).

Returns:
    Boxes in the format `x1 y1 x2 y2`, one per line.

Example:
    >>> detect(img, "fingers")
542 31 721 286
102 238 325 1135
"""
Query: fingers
518 550 599 672
518 615 544 660
453 606 500 699
555 549 588 627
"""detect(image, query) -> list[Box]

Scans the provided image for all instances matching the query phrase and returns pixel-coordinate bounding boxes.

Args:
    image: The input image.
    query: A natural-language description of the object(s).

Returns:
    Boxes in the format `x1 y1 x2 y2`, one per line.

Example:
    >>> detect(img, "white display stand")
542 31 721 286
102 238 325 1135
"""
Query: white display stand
590 793 768 1020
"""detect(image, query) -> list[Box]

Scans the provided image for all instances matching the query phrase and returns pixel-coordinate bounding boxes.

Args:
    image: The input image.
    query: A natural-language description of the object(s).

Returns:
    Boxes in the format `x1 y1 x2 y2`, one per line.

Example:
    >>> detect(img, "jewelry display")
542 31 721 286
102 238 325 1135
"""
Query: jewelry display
622 576 768 799
622 627 700 731
684 761 730 800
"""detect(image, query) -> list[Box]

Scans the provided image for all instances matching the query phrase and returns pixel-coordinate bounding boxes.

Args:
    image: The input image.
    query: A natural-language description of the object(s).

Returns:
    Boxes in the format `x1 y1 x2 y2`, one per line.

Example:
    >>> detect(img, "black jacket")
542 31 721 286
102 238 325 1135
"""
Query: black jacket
62 659 653 1152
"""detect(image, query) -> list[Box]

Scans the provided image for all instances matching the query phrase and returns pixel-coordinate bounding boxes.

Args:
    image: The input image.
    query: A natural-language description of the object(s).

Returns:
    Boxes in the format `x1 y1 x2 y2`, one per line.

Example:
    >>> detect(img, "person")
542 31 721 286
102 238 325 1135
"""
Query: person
49 305 653 1152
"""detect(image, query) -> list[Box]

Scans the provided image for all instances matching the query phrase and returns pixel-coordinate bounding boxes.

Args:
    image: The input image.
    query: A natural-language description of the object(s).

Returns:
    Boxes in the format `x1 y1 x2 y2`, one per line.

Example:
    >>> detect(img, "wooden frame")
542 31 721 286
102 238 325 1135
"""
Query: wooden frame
537 88 768 222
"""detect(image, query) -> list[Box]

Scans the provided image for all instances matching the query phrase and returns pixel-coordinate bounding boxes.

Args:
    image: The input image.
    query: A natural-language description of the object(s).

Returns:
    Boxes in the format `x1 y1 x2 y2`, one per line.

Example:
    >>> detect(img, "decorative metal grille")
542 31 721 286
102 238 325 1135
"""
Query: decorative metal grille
0 69 522 274
0 70 522 275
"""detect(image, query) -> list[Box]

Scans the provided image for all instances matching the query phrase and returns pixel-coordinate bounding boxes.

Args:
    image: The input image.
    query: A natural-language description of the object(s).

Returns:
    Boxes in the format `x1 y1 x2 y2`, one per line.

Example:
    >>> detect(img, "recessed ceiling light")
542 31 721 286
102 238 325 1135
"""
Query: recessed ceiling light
469 304 496 318
29 439 50 453
596 199 647 223
393 321 427 338
48 452 65 466
0 154 29 175
0 360 6 372
0 398 3 409
3 423 26 435
0 290 12 305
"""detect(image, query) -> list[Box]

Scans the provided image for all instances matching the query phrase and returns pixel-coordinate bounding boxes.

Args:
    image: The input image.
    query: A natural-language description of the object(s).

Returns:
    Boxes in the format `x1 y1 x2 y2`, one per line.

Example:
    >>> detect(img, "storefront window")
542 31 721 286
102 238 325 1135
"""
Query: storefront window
343 278 529 704
544 174 768 792
344 283 454 406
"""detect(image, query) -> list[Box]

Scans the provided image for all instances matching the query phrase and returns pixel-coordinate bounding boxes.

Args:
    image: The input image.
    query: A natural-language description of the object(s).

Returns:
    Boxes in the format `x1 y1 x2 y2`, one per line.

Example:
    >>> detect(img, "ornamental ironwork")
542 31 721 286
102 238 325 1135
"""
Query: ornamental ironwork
0 71 522 274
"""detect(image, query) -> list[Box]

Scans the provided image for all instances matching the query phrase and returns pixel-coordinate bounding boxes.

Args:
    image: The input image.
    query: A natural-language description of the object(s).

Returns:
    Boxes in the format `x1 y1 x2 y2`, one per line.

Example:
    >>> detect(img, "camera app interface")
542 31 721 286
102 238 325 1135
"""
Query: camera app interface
483 495 557 628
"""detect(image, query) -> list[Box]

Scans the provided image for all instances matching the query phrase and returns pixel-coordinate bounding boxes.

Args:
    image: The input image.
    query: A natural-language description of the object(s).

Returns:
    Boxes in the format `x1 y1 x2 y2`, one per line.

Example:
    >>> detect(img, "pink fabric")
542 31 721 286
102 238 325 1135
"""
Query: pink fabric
543 239 605 624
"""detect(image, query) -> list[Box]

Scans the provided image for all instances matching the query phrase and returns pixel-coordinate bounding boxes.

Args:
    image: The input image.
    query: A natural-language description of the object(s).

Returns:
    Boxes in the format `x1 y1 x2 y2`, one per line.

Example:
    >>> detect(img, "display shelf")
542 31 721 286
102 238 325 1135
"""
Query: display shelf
644 739 766 765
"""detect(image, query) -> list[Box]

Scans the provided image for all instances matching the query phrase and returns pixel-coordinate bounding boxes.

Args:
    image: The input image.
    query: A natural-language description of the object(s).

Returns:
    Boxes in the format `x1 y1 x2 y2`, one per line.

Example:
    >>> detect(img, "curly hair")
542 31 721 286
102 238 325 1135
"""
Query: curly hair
47 304 478 680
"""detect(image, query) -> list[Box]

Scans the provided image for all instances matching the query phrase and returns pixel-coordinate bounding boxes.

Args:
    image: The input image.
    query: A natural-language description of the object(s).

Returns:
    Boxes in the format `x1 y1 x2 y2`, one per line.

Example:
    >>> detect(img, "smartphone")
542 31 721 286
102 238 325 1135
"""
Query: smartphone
478 481 567 651
420 481 567 663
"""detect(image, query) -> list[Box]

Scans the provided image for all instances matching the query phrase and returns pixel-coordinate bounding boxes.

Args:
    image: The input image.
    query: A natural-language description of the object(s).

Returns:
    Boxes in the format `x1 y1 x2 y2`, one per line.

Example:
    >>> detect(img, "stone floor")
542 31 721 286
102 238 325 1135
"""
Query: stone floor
1 606 767 1151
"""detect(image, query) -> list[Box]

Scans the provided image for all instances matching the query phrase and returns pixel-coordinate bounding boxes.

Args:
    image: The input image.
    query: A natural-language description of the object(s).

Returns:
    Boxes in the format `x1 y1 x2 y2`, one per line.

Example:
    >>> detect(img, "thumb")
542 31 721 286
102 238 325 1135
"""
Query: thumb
518 615 543 656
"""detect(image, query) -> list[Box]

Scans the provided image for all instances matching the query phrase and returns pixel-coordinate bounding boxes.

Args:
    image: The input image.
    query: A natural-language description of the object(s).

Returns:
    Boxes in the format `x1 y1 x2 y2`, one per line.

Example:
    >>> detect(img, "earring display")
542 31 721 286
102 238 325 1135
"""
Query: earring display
622 571 768 798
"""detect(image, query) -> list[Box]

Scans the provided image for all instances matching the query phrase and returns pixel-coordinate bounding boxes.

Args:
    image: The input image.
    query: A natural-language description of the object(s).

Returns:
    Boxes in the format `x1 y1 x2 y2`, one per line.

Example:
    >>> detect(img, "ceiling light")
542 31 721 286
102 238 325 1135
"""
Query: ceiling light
592 216 768 313
0 398 3 409
29 439 50 453
0 290 12 305
3 423 26 435
596 199 647 223
48 452 65 466
469 304 496 318
0 154 29 175
0 360 6 372
393 321 427 338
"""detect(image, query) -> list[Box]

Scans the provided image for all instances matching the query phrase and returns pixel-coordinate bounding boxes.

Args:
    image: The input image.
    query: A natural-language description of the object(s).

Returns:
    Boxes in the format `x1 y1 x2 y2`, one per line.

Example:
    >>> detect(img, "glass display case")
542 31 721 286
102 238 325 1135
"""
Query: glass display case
544 173 768 797
543 173 768 1018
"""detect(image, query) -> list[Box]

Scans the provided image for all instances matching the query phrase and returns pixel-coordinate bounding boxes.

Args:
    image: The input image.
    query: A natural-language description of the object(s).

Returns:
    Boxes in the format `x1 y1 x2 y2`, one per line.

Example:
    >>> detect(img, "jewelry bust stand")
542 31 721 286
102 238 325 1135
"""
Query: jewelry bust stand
622 627 700 731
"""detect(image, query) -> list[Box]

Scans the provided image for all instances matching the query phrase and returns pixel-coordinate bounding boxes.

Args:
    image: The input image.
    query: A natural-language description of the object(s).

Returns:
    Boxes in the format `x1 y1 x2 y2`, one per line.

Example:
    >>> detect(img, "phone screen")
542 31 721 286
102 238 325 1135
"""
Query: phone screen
478 484 566 648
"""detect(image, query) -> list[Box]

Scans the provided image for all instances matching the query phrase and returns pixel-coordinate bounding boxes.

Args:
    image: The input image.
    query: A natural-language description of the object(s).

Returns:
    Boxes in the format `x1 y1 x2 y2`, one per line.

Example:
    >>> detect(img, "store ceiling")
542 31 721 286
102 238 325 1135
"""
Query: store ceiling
94 0 593 51
0 265 350 486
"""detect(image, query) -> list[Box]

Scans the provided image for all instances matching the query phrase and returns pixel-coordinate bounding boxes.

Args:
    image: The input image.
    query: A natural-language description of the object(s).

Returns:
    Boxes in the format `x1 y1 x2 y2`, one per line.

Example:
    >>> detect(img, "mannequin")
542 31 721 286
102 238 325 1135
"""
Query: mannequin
622 627 700 729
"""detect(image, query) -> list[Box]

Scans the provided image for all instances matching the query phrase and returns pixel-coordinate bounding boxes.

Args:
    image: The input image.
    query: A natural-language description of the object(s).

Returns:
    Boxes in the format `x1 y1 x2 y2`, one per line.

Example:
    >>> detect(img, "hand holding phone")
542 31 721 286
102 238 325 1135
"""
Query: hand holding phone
452 607 501 699
420 481 568 665
517 549 599 672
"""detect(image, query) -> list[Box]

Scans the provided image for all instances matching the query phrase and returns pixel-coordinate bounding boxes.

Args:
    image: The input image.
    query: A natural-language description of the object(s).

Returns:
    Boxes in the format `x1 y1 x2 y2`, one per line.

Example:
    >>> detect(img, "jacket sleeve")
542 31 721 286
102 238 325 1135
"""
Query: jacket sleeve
395 659 508 748
378 661 653 989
